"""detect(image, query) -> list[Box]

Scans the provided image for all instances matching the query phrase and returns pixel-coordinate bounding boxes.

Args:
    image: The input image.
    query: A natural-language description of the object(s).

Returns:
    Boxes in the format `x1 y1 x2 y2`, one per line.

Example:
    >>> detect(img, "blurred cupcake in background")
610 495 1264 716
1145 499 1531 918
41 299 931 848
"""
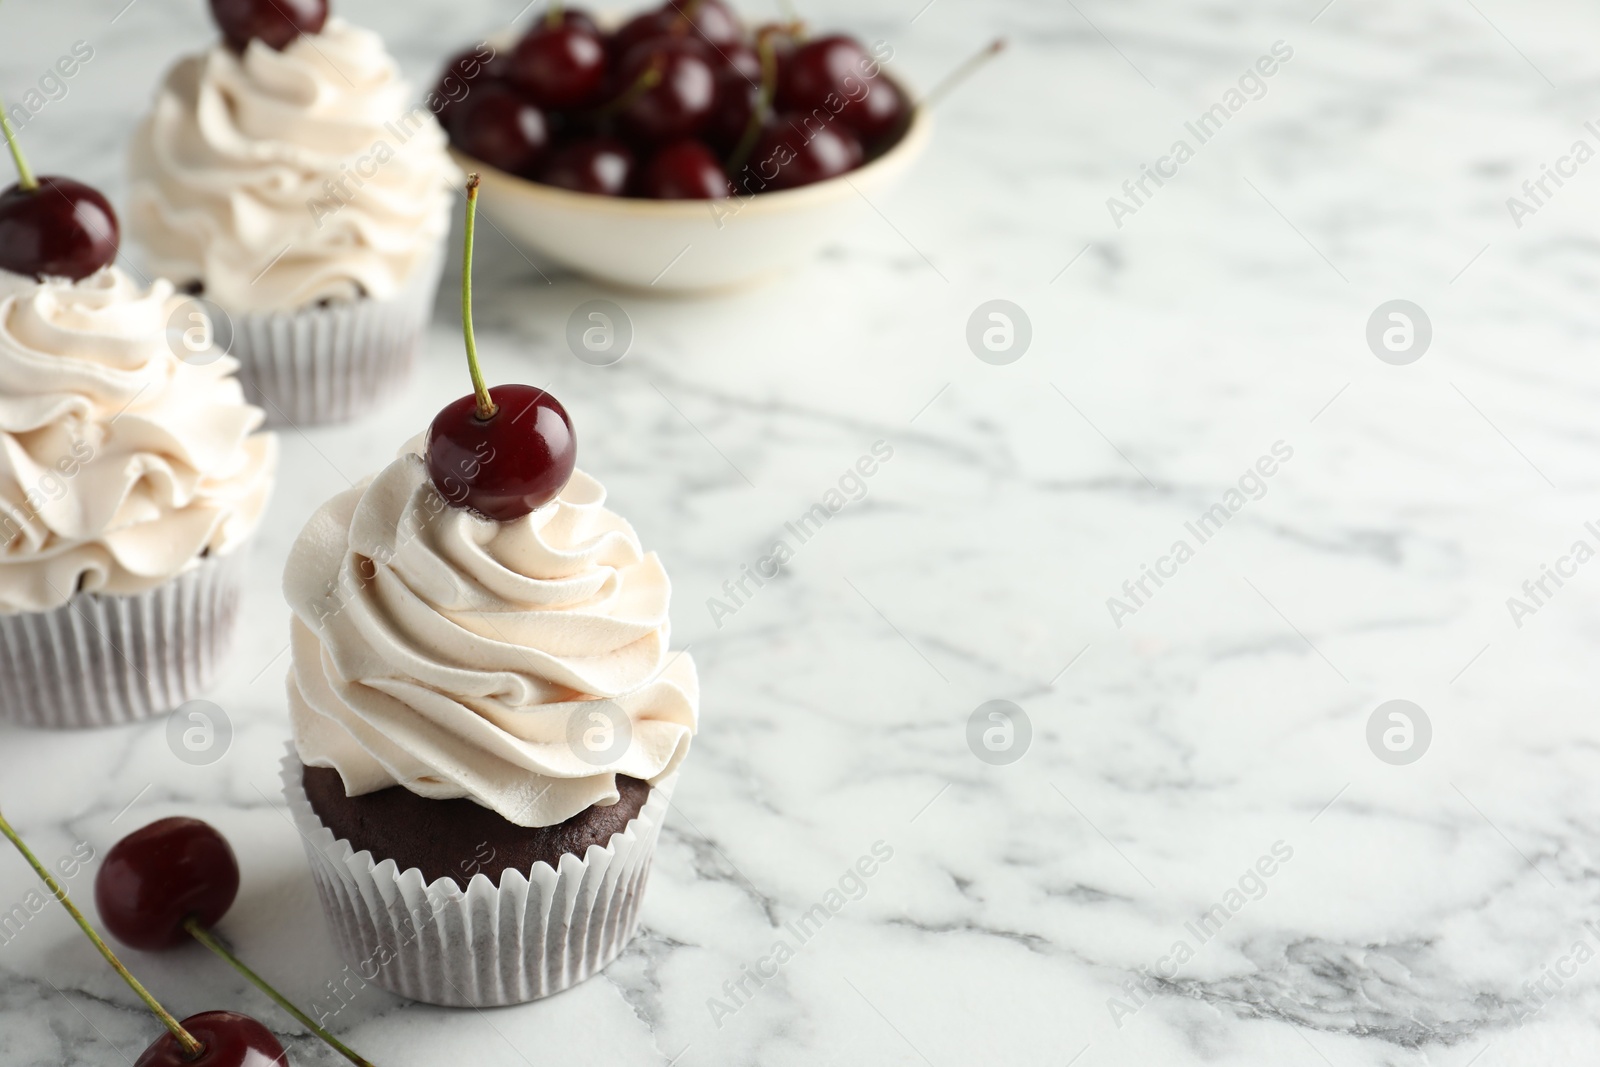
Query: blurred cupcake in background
0 268 276 729
128 3 460 427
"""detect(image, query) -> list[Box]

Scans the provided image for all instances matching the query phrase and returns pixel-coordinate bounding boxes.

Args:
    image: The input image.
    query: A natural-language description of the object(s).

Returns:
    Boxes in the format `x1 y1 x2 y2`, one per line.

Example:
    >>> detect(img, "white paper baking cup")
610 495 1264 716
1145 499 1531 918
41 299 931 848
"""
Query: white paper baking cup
280 749 675 1007
0 548 248 730
227 244 446 429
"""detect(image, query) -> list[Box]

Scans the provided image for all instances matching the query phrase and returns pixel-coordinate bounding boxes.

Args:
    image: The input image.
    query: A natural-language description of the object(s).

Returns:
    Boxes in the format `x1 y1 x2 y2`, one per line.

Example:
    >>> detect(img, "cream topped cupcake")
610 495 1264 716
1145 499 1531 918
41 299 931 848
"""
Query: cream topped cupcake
287 453 698 825
129 7 460 426
0 265 276 728
280 177 697 1007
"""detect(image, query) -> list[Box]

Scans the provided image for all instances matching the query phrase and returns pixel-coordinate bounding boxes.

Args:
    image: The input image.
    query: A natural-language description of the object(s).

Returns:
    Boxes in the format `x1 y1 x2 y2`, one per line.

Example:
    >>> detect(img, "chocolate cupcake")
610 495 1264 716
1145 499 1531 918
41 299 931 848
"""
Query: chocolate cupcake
279 442 696 1005
282 179 696 1005
128 16 459 426
0 267 275 728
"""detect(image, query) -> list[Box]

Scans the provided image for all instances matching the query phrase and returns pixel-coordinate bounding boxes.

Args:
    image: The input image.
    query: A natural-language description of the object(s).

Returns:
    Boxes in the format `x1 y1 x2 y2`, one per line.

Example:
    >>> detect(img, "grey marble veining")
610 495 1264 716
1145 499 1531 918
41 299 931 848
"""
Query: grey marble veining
3 0 1600 1064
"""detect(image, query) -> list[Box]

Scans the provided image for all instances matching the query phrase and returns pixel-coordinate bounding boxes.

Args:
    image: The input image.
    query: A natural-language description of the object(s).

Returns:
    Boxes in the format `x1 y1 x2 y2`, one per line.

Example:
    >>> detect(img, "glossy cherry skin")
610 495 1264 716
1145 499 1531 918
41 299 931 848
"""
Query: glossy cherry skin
209 0 326 52
427 385 576 521
778 35 903 138
749 114 864 190
663 0 744 48
779 35 871 111
135 1011 287 1067
510 23 607 109
433 46 502 130
640 140 729 199
604 0 742 64
849 76 908 142
540 137 635 195
449 85 550 176
609 9 682 61
700 43 760 152
0 178 120 281
705 74 760 153
95 817 239 952
617 43 716 144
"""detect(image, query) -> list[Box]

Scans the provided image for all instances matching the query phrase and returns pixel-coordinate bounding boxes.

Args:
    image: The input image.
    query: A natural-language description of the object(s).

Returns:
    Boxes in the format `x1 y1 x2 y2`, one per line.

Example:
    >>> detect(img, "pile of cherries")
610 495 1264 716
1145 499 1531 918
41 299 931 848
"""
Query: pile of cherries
437 0 910 199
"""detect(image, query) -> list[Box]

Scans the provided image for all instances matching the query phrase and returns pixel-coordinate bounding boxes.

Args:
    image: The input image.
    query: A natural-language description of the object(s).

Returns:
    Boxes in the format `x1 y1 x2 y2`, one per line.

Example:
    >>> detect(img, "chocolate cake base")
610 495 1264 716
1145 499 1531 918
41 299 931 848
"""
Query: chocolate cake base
301 765 651 889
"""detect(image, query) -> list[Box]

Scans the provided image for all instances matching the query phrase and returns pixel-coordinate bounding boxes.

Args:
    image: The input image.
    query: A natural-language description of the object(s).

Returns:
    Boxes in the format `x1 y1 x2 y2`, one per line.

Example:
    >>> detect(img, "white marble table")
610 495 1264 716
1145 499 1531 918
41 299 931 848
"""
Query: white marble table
4 0 1600 1063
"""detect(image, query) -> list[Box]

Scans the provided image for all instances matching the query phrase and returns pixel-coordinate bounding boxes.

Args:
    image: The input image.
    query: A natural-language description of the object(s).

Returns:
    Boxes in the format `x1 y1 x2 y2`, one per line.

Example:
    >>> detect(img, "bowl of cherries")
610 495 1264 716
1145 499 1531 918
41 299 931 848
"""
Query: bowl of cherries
436 0 931 292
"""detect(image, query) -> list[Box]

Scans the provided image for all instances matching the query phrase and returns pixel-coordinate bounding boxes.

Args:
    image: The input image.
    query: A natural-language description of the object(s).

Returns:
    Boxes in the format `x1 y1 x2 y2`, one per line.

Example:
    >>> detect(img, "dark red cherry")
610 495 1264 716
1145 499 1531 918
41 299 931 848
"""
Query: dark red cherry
715 41 762 83
135 1011 287 1067
706 76 759 153
779 35 901 138
95 817 238 952
749 114 864 190
209 0 326 52
609 10 682 61
449 85 550 176
428 384 576 521
0 177 119 281
617 43 716 144
849 77 908 142
433 46 503 129
779 35 872 110
540 136 635 196
704 43 762 153
640 140 729 199
663 0 744 48
511 23 607 109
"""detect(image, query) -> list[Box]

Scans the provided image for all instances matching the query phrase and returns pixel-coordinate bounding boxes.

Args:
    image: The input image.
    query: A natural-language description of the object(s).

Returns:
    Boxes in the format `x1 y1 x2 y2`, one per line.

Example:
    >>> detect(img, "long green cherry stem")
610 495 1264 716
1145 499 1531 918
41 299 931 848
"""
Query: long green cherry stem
461 174 495 420
0 98 37 191
184 918 377 1067
0 808 202 1057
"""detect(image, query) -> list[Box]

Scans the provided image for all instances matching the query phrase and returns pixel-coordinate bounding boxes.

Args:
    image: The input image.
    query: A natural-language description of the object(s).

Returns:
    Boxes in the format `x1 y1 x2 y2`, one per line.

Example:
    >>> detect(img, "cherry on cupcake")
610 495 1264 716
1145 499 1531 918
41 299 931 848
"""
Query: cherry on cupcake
449 84 550 176
640 140 730 199
541 136 635 196
427 176 576 521
0 808 287 1067
210 0 327 52
97 817 377 1067
0 106 118 280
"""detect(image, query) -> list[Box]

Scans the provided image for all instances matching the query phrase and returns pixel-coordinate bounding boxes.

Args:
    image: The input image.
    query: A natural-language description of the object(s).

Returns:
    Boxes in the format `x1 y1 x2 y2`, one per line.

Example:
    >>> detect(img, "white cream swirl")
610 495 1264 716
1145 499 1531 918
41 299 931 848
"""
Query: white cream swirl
128 18 459 313
286 447 699 828
0 268 276 614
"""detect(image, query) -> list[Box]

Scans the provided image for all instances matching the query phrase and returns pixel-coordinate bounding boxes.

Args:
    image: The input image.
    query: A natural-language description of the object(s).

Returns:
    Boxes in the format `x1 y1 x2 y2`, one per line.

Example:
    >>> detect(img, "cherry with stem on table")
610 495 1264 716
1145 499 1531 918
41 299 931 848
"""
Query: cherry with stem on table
0 807 289 1067
97 817 380 1067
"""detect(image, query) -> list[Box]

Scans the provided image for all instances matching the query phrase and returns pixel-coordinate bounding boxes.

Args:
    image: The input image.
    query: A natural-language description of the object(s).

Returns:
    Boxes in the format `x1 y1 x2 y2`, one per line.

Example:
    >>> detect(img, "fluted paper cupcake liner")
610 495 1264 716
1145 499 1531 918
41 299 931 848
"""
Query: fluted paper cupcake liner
0 548 248 730
280 748 675 1008
229 245 446 429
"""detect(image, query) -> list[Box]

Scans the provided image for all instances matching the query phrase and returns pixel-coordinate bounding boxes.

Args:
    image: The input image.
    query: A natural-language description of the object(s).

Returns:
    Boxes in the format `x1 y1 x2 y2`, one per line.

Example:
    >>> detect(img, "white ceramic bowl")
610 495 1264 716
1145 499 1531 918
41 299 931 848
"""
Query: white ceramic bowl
454 104 931 293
